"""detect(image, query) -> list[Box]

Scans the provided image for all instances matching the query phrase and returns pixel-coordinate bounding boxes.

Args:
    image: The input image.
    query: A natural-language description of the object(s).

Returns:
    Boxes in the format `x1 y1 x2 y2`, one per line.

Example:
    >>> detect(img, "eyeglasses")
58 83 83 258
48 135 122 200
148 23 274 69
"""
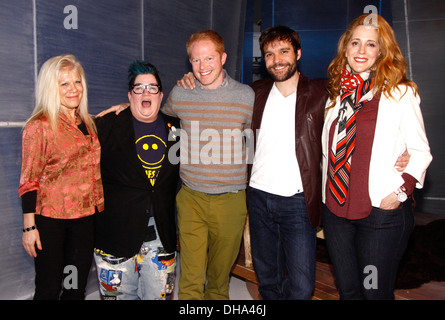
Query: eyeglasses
132 84 161 94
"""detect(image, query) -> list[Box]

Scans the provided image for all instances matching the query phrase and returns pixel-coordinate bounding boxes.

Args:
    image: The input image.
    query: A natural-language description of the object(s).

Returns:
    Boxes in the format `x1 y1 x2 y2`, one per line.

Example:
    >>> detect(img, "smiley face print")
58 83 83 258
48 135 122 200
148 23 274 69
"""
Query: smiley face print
135 134 167 186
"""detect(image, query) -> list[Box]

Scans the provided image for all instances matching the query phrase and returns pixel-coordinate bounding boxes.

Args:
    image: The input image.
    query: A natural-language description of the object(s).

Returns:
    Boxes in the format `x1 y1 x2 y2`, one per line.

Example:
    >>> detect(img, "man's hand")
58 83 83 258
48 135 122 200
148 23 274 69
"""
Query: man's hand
95 103 130 118
177 72 196 90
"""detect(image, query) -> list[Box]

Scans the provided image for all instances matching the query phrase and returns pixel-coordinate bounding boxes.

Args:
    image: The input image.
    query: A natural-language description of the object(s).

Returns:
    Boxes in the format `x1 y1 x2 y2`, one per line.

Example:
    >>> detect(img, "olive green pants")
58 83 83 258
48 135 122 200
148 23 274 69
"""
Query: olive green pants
177 184 247 300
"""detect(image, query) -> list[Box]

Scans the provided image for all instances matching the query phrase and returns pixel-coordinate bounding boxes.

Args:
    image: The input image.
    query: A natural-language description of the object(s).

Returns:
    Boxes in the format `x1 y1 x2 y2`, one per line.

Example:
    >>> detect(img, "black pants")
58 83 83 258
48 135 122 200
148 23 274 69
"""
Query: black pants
33 214 94 300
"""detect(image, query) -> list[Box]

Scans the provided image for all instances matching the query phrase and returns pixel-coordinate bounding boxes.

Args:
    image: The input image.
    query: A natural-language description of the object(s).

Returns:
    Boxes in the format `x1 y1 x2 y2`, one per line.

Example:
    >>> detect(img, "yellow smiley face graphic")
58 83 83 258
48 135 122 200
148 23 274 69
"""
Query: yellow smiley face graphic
135 135 167 170
135 135 167 185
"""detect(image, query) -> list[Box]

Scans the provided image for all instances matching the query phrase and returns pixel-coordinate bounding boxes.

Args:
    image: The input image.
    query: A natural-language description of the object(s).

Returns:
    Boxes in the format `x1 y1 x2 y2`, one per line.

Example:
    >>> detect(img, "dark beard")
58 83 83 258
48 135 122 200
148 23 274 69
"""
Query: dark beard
268 62 298 82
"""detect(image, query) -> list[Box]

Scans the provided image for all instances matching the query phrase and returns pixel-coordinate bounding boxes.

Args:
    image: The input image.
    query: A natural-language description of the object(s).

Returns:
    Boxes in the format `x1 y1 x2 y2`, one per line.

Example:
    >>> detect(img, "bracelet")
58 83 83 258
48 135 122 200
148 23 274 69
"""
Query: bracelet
23 225 36 233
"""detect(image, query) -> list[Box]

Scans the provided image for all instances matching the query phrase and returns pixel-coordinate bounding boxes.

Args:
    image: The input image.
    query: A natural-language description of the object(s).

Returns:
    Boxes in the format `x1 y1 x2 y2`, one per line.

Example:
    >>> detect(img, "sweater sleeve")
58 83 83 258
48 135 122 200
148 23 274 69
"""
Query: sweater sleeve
21 190 37 214
402 172 417 196
161 89 179 118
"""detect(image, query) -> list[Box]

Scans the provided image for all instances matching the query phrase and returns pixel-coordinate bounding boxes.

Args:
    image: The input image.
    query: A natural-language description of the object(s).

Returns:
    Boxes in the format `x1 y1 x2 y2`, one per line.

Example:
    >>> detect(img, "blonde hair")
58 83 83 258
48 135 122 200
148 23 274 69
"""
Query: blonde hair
326 14 418 108
26 54 96 133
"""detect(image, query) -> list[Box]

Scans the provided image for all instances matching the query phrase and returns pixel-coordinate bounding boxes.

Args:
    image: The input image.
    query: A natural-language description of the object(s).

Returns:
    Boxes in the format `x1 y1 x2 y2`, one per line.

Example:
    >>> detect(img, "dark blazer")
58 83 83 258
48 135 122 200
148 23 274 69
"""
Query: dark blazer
249 74 328 228
94 108 180 259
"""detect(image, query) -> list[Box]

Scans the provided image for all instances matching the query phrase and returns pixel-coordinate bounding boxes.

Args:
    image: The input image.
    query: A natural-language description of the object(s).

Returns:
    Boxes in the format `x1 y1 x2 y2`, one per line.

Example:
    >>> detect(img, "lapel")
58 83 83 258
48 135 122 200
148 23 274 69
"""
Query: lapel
253 75 309 146
113 108 150 185
294 73 310 140
153 114 178 186
251 78 273 149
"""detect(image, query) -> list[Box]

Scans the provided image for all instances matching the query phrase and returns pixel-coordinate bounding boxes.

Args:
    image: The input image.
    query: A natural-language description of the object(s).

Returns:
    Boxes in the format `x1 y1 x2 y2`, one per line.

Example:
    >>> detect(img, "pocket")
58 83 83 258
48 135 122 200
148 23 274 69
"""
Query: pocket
374 197 413 214
373 206 403 214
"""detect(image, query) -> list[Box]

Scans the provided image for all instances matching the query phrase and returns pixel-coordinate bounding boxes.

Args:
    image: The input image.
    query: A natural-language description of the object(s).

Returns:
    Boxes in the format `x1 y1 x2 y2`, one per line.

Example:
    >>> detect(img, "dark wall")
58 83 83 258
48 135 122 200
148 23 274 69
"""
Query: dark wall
391 0 445 215
144 0 247 96
243 0 392 83
0 0 247 300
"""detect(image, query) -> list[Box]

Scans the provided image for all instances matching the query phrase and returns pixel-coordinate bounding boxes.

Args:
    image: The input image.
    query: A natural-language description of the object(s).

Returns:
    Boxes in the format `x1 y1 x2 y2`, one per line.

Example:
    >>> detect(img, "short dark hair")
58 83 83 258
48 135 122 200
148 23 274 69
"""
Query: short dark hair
128 60 162 92
259 26 301 56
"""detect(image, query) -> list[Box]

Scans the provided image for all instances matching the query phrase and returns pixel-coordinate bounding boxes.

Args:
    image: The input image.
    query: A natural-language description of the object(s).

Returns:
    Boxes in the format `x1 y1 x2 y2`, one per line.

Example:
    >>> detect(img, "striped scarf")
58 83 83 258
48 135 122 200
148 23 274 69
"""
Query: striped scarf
328 65 375 205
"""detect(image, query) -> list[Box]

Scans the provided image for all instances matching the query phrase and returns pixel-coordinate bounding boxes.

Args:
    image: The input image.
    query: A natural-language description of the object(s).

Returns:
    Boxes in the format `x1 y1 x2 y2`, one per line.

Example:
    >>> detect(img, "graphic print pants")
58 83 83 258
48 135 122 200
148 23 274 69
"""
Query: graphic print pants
94 218 176 300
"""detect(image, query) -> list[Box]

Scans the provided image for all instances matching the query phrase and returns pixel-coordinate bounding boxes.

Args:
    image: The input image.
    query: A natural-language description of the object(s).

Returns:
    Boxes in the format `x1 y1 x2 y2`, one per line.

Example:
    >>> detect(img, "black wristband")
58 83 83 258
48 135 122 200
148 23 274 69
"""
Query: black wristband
23 225 36 233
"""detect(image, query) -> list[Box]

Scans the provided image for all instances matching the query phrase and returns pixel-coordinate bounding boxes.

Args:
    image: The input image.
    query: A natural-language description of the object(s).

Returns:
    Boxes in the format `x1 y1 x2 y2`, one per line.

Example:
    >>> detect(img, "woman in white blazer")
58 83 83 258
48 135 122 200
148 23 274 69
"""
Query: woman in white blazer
321 14 432 300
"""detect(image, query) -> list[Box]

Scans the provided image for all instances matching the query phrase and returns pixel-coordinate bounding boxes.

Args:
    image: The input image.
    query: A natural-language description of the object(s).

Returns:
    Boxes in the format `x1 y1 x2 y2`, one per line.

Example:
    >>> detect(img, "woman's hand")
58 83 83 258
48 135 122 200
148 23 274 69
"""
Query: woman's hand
22 213 42 258
177 72 196 89
23 229 42 258
394 150 410 172
379 192 400 210
95 103 130 118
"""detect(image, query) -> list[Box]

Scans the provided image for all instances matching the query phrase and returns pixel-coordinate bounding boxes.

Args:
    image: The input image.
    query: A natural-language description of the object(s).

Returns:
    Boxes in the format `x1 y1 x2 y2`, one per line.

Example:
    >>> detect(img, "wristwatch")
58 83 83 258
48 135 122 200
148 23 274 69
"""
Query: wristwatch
395 186 408 202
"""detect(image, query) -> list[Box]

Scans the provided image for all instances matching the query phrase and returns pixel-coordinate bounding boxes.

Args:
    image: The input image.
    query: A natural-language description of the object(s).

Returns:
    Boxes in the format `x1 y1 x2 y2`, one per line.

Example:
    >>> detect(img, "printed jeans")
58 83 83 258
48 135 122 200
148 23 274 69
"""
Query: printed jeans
94 218 176 300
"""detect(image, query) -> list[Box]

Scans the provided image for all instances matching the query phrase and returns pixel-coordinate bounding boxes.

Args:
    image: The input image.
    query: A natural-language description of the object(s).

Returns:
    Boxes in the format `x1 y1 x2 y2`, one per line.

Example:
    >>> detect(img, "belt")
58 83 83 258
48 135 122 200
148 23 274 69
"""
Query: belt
205 190 240 196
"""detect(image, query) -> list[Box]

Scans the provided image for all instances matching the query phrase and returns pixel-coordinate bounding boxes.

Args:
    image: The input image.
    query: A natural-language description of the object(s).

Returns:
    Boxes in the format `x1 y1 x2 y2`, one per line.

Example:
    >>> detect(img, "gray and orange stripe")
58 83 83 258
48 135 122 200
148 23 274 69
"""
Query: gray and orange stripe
162 82 254 194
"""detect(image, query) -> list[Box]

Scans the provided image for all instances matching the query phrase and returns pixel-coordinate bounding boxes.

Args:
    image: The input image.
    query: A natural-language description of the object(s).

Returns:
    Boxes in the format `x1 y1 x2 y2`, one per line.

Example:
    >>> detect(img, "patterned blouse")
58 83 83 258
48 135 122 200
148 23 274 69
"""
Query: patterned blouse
18 113 104 219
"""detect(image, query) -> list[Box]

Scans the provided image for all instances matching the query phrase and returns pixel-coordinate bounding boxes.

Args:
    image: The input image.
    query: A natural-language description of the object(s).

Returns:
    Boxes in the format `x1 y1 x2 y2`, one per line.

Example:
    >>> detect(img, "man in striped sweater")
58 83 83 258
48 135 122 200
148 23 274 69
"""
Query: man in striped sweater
162 30 254 300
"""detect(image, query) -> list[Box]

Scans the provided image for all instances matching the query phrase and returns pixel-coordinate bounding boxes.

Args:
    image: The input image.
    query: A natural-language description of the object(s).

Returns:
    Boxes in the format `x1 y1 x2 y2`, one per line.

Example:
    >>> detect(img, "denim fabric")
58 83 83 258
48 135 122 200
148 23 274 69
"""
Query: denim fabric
94 218 176 300
322 200 415 300
248 187 316 300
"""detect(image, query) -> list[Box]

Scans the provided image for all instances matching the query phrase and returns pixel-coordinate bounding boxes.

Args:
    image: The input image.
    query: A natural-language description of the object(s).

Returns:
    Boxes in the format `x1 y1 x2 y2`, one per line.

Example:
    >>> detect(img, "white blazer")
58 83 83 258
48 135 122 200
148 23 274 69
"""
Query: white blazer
322 85 433 207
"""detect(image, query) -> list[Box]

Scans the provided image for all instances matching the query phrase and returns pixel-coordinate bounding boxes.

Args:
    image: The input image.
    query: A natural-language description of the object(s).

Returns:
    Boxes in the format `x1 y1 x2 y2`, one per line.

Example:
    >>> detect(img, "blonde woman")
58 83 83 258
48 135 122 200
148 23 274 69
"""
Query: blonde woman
321 15 432 299
18 54 104 299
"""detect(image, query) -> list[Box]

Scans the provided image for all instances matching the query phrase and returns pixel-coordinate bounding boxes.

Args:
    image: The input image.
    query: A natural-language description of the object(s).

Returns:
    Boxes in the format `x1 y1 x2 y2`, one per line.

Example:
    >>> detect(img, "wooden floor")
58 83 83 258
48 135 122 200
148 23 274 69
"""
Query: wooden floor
312 260 445 300
233 211 445 300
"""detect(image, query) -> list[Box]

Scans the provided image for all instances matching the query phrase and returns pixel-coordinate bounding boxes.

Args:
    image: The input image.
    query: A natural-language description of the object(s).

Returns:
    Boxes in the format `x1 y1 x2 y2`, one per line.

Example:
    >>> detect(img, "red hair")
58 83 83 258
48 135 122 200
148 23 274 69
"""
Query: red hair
326 14 418 108
186 30 225 58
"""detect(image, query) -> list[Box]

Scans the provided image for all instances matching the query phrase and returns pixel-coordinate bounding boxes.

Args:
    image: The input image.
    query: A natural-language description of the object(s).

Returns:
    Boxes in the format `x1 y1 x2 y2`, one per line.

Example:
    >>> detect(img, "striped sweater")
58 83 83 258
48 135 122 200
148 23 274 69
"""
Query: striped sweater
162 71 254 194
